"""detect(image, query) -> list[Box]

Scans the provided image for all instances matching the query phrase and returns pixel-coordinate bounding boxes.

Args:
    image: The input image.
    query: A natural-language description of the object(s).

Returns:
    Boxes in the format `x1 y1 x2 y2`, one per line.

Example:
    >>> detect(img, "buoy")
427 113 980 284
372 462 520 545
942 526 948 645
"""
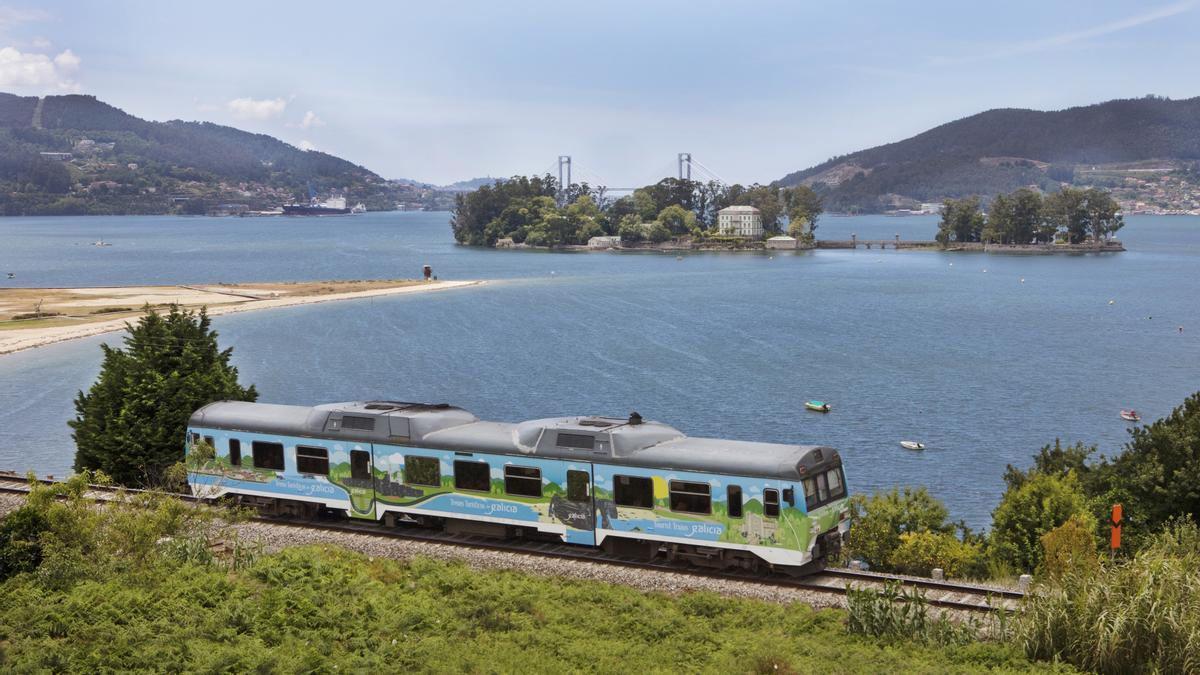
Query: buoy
949 263 954 266
982 269 987 273
1020 278 1025 283
550 271 556 275
1109 300 1115 305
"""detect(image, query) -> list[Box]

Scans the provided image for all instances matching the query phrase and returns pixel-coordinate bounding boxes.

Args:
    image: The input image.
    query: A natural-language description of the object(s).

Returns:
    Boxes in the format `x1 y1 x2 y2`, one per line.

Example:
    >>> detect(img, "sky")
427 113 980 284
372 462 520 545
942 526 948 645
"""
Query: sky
2 1 1199 186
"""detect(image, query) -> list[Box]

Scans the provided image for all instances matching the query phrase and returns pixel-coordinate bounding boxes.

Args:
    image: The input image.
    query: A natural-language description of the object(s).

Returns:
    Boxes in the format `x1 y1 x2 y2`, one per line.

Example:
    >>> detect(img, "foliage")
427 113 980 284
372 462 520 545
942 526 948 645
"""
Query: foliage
990 472 1094 574
0 501 49 581
936 196 985 244
846 581 1012 649
1090 391 1200 549
655 204 697 235
70 304 257 487
785 184 823 236
1042 187 1123 244
1015 520 1200 674
889 530 983 578
776 95 1200 212
0 484 1056 673
1038 515 1099 580
845 487 955 570
986 189 1049 244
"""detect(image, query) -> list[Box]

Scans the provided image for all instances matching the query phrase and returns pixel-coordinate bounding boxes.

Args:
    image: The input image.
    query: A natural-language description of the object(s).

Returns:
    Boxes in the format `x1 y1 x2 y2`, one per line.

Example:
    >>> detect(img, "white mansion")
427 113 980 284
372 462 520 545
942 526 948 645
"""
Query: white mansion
716 205 764 238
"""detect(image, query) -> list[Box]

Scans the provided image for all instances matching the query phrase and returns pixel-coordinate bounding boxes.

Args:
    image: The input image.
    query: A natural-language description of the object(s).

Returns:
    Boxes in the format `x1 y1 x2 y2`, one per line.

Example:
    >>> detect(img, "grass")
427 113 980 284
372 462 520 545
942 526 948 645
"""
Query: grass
0 547 1067 674
0 476 1067 673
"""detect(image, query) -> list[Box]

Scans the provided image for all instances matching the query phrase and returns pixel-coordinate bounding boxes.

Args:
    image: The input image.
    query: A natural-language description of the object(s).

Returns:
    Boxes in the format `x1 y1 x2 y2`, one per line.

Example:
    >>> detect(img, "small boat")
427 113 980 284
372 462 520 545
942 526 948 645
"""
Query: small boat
900 441 925 451
92 239 112 247
804 400 831 413
1120 410 1141 422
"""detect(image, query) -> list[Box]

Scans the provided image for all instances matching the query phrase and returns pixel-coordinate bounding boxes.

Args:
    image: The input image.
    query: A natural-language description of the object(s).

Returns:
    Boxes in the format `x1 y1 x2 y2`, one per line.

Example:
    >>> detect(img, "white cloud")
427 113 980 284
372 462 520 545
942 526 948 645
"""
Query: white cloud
0 46 80 91
293 110 324 129
0 7 50 29
226 96 288 120
933 1 1198 65
30 37 51 49
297 139 316 151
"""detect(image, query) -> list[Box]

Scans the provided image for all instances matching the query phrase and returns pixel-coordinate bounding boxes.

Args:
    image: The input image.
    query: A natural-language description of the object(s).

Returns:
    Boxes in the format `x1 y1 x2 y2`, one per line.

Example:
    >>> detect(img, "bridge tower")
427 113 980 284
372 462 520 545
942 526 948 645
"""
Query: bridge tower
678 153 692 180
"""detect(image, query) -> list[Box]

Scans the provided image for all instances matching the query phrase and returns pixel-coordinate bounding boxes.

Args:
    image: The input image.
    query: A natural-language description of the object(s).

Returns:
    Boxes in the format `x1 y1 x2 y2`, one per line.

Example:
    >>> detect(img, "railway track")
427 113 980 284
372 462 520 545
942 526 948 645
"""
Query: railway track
0 474 1022 613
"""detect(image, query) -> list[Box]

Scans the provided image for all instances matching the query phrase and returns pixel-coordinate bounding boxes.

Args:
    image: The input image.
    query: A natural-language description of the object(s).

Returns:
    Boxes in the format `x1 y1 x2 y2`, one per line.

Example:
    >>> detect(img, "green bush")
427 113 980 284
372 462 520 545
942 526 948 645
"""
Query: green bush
845 581 1008 647
845 487 954 570
1039 515 1099 580
1016 520 1200 674
0 505 49 580
889 530 983 578
990 472 1094 574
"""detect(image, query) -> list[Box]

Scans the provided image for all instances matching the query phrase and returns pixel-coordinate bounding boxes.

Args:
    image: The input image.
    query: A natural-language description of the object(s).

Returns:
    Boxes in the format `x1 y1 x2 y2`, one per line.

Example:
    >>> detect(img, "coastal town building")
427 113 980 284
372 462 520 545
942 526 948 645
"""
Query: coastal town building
717 205 763 238
39 152 72 161
588 235 622 249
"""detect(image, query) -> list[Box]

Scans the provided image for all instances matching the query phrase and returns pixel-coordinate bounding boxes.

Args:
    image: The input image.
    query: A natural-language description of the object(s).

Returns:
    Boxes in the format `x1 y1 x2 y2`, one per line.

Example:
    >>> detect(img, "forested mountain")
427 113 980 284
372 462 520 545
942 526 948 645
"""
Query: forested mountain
775 96 1200 213
0 93 429 215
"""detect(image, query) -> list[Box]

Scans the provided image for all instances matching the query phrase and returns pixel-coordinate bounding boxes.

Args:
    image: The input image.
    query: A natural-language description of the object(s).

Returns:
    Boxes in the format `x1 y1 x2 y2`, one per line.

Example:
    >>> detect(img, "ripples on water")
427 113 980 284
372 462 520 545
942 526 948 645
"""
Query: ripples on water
2 212 1198 528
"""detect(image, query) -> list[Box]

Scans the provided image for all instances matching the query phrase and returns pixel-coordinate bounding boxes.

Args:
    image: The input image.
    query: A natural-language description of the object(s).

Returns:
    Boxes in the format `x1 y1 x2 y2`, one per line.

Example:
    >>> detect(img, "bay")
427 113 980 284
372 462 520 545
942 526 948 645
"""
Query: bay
1 212 1197 528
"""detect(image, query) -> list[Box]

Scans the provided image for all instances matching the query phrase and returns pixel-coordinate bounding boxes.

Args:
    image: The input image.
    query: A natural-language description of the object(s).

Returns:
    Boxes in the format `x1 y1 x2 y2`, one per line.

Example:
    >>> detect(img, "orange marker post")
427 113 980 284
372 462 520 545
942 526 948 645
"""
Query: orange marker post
1110 503 1123 554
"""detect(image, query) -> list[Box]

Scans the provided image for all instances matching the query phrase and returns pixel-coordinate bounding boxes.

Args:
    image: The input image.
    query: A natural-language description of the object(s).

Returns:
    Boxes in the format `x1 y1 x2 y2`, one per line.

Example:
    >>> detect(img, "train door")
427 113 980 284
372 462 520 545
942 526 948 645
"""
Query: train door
347 447 376 520
561 466 595 545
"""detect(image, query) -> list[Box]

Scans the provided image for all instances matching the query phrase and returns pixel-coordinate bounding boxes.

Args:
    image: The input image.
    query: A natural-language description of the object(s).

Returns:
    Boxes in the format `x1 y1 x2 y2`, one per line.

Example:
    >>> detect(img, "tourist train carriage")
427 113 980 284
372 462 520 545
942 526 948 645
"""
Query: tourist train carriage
186 400 850 572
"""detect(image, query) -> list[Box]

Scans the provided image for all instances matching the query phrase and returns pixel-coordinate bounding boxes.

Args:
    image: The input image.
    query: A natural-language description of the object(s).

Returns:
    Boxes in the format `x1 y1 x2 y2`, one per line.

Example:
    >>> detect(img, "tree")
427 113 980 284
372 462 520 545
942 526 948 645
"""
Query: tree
1093 392 1200 548
655 204 696 236
70 305 258 486
990 471 1095 573
783 185 823 237
846 487 955 570
1042 187 1087 244
617 214 644 243
935 197 984 245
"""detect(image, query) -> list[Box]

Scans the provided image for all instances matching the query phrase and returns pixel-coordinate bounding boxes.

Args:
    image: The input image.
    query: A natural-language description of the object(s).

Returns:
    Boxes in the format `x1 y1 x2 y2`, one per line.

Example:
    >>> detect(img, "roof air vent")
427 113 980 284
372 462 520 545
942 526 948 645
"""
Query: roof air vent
628 411 643 426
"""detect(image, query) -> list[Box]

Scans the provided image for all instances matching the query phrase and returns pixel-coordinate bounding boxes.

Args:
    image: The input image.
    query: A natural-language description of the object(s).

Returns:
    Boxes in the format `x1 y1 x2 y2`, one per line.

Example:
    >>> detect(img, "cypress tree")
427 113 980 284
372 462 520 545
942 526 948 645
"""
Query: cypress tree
70 304 257 486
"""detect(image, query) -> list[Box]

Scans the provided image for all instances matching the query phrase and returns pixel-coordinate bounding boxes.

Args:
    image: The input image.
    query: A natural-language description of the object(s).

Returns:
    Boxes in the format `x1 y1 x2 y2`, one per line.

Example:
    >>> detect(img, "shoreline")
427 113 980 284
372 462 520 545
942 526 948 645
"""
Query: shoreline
0 279 484 356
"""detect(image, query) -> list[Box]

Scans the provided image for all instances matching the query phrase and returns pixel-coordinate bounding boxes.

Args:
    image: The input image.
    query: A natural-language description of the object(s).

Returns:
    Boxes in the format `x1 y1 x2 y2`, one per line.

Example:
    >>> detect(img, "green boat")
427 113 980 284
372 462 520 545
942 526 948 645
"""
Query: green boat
804 400 831 413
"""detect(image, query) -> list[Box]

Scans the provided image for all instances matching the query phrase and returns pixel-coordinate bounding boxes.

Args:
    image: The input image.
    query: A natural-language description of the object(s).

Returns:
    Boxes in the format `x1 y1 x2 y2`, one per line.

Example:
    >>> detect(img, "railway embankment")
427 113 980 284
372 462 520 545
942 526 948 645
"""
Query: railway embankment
0 278 485 356
0 482 1047 672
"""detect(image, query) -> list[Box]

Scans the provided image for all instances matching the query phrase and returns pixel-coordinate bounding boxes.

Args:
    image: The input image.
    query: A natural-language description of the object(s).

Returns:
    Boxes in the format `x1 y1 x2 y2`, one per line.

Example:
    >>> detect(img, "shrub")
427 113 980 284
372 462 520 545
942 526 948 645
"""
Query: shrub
990 472 1093 573
0 505 49 580
889 530 983 578
845 581 1003 647
1039 514 1099 579
845 487 953 570
1016 520 1200 673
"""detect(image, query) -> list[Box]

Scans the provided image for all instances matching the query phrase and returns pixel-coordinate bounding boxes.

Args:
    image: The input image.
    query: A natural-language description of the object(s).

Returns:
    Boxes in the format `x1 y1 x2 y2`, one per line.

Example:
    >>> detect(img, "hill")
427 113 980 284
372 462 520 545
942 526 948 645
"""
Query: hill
775 95 1200 213
0 93 432 215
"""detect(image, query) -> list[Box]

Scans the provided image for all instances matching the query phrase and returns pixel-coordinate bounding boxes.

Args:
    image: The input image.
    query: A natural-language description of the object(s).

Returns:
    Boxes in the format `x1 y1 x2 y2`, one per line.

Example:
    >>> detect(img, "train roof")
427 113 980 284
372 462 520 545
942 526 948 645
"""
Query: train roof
188 400 840 480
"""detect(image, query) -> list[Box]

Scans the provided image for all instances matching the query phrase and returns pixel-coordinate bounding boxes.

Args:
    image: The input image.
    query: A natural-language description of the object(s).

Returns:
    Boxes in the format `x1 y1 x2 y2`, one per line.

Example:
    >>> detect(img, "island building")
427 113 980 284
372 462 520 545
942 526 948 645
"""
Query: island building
588 235 622 249
717 205 763 238
766 235 798 250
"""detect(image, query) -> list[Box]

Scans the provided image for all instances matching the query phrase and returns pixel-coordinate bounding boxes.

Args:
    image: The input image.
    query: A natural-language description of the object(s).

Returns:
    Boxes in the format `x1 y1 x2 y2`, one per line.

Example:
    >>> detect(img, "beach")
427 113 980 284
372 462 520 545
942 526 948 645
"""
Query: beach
0 279 484 356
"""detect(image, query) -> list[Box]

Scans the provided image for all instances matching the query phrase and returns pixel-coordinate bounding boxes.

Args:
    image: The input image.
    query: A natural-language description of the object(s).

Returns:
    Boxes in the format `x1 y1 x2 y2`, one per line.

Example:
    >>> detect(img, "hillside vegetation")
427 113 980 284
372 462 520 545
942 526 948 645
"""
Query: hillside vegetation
0 93 431 215
776 95 1200 213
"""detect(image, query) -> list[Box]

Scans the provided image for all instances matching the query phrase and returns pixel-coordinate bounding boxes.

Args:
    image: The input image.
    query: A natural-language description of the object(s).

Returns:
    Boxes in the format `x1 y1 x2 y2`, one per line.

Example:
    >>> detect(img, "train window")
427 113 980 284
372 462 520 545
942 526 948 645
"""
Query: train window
567 470 590 502
190 432 200 445
727 485 744 519
404 456 440 486
614 475 653 509
350 450 371 480
296 446 329 475
504 465 542 497
669 480 711 515
557 433 595 450
454 460 490 492
827 469 845 499
803 478 818 509
816 473 830 502
228 439 241 466
251 441 284 471
203 436 215 449
783 487 795 506
764 488 780 518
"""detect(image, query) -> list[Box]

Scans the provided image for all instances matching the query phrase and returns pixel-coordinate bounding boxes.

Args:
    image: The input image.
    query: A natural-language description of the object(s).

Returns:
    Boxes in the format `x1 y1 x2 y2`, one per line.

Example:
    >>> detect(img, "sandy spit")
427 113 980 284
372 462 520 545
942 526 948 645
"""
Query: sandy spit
0 280 484 356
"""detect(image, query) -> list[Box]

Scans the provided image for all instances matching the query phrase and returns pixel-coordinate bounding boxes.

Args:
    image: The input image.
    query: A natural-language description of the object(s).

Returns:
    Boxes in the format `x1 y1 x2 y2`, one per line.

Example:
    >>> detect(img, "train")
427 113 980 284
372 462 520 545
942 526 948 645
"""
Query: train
185 400 850 573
